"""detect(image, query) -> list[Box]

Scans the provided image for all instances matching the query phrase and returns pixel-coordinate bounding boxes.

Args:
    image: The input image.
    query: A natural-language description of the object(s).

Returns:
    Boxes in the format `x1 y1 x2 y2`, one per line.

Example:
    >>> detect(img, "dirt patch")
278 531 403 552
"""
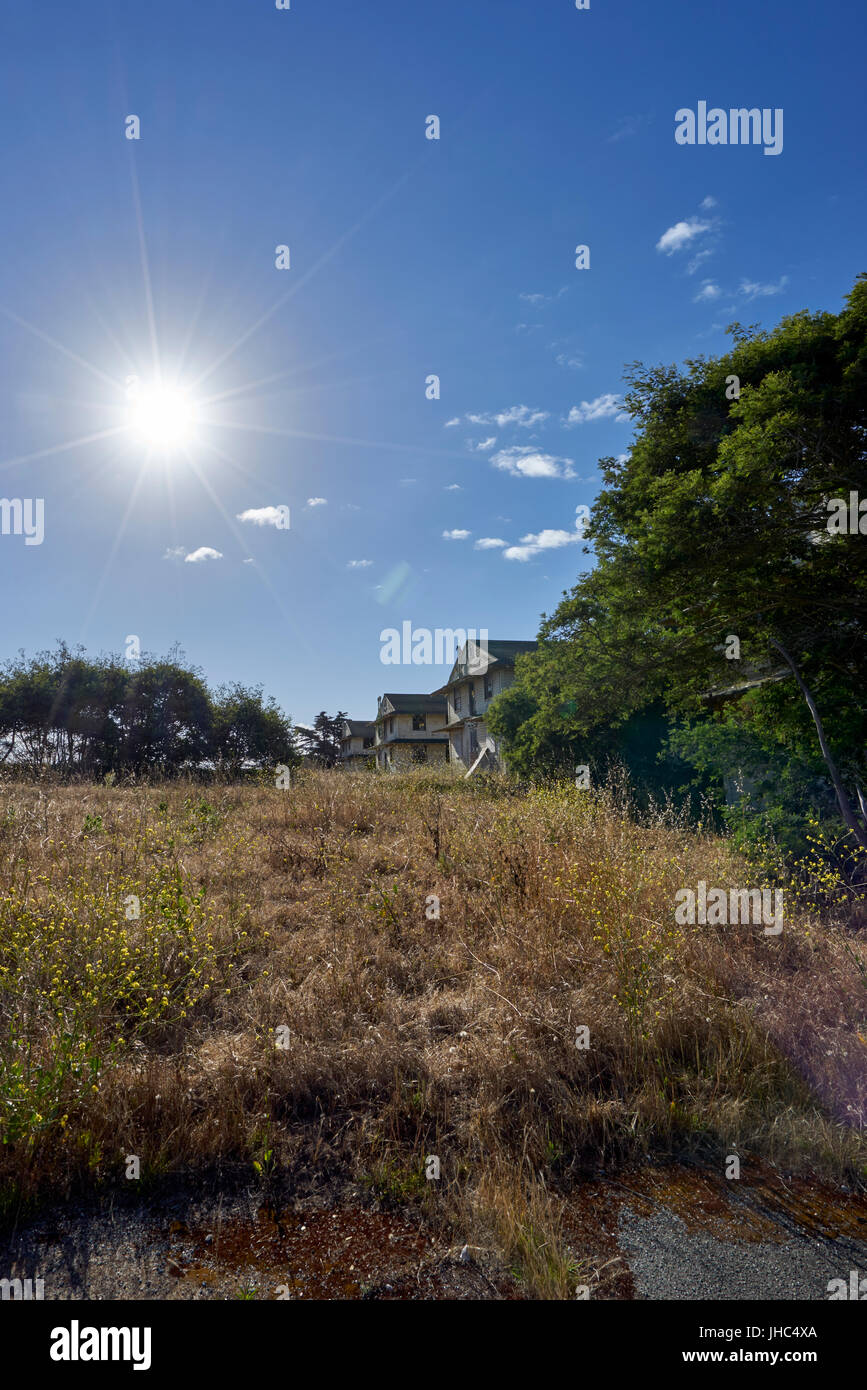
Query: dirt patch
2 1163 864 1300
0 1187 519 1301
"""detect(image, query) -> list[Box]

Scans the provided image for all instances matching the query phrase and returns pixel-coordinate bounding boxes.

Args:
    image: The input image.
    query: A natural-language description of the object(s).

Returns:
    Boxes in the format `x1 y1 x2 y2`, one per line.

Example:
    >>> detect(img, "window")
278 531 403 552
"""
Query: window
454 690 461 713
484 673 493 700
389 717 395 735
412 713 426 731
411 744 427 763
363 735 374 749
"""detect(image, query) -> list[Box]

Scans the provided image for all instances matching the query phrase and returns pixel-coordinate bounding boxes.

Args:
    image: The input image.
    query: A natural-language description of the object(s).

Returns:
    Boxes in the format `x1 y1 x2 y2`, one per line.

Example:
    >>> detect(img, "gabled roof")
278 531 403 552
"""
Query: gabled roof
343 719 375 737
432 639 538 694
378 693 447 717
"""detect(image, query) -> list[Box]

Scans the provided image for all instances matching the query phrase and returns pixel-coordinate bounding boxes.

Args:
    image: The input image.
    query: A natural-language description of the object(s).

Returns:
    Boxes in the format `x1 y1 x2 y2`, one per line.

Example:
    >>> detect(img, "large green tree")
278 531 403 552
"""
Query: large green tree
489 275 867 849
0 645 299 779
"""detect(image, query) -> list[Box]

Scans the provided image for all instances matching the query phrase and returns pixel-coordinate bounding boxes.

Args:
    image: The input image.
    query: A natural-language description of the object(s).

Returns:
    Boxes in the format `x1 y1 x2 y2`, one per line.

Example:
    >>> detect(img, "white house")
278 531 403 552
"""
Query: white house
339 718 376 769
374 693 449 769
431 638 538 774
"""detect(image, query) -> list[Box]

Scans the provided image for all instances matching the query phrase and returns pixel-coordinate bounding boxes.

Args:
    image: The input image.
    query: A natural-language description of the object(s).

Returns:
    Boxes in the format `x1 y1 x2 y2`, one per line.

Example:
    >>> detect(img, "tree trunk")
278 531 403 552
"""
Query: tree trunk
770 639 867 855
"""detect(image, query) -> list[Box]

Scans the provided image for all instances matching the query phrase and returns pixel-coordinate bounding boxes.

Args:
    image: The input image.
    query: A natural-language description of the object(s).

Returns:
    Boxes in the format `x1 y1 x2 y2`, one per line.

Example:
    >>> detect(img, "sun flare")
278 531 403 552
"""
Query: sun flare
127 381 198 449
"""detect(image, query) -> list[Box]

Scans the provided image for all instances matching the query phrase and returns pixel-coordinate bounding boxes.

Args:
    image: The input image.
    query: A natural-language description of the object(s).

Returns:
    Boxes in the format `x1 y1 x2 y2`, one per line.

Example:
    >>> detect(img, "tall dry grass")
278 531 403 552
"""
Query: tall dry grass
0 769 864 1295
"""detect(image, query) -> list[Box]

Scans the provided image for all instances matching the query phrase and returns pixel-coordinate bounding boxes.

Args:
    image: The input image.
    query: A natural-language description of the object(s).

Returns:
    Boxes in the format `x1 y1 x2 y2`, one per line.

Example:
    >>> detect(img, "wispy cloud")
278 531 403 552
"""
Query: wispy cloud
184 547 223 564
656 217 712 256
443 528 471 540
687 248 714 275
693 280 721 302
444 483 462 491
347 559 372 569
163 546 186 561
236 506 288 527
738 275 788 301
470 436 497 452
564 393 628 425
306 497 327 508
700 195 717 210
491 447 575 480
445 417 461 427
694 274 789 307
475 537 507 550
466 405 550 430
504 529 583 563
518 286 569 306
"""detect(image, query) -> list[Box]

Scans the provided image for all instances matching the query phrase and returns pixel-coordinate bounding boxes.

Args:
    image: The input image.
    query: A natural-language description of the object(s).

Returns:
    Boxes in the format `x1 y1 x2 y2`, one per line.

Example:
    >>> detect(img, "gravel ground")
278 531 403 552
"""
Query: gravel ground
0 1186 514 1301
2 1164 865 1300
618 1203 867 1300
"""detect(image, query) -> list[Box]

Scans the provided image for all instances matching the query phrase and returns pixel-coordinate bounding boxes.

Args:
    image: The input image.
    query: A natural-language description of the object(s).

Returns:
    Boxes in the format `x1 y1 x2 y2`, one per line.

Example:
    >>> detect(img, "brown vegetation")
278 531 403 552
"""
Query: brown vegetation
1 770 864 1297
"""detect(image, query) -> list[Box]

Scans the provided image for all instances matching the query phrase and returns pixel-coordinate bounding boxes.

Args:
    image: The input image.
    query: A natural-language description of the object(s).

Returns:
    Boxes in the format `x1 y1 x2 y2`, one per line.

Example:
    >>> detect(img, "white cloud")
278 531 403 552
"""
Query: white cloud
445 417 460 427
564 393 628 425
466 404 549 430
738 275 788 301
445 483 462 491
656 217 711 255
687 248 714 276
306 497 327 508
504 529 582 563
163 546 186 561
471 436 497 452
519 286 568 306
443 528 471 540
184 547 223 564
491 447 575 480
700 195 717 210
347 559 372 569
236 506 288 527
693 280 721 302
475 537 507 550
556 352 584 370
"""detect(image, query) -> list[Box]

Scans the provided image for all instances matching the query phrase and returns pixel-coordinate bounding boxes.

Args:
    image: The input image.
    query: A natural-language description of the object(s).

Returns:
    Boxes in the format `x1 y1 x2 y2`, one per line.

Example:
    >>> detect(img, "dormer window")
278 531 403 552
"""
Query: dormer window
412 714 426 731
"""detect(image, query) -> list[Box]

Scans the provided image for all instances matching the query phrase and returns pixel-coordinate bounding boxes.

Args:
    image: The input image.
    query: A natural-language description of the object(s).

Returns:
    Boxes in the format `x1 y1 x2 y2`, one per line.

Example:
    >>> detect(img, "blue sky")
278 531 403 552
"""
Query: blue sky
0 0 863 725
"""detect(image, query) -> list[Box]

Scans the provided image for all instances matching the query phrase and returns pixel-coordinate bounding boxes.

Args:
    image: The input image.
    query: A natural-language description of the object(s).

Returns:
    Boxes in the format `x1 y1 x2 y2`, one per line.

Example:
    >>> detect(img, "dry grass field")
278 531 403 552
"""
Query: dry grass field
1 770 865 1297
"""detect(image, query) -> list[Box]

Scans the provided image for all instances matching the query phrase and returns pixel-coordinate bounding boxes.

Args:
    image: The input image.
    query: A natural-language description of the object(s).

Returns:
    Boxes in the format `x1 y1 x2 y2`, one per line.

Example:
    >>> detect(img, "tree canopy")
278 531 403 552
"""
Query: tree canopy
488 274 867 855
0 644 300 778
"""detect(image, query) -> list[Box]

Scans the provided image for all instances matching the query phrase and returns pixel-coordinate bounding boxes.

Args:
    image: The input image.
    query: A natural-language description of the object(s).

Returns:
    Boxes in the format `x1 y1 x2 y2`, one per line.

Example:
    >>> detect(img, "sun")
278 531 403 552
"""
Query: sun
127 380 198 449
